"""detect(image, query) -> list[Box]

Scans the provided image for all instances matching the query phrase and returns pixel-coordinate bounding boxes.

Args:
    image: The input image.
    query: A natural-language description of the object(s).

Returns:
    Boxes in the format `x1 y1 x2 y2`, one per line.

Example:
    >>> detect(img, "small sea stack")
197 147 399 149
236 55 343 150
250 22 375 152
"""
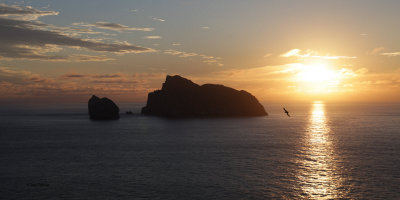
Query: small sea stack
141 75 268 118
88 95 120 120
126 111 133 115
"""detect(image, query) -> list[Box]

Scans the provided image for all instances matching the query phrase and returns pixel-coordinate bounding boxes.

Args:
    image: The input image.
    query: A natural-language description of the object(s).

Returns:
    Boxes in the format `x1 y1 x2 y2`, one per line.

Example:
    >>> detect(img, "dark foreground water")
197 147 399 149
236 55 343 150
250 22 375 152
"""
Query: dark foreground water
0 102 400 199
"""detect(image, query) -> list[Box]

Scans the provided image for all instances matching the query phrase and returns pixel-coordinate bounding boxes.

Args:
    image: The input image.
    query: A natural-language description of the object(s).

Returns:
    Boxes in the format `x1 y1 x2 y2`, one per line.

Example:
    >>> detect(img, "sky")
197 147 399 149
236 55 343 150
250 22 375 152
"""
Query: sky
0 0 400 104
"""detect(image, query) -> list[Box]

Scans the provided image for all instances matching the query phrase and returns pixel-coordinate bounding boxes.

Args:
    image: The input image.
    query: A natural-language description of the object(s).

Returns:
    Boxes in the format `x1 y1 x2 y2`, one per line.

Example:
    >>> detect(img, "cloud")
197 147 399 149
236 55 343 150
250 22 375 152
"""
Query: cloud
281 49 357 59
151 17 165 22
164 49 181 56
264 63 362 79
0 17 154 61
201 26 210 29
0 3 154 61
61 74 87 79
164 49 197 58
263 53 272 57
0 67 54 85
61 73 124 79
0 41 113 62
0 67 166 102
72 22 154 32
144 35 161 39
164 49 223 66
370 47 385 55
67 54 113 62
381 52 400 57
0 3 58 20
281 49 301 57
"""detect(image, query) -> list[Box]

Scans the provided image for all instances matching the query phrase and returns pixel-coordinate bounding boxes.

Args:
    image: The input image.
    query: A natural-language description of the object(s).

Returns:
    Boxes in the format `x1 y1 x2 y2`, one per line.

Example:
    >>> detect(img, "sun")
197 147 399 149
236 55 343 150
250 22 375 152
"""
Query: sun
295 63 339 82
293 63 341 93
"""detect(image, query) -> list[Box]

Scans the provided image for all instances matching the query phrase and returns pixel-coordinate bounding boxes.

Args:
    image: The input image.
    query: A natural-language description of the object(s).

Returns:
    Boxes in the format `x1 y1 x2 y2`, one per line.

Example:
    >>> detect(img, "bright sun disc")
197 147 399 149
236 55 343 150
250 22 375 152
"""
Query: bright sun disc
293 63 342 93
296 64 339 82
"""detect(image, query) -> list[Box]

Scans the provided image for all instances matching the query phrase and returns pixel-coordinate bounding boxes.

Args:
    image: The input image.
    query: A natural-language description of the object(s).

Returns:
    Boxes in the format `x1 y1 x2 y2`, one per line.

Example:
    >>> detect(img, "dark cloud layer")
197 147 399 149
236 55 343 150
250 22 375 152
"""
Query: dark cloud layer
61 73 123 79
0 4 153 61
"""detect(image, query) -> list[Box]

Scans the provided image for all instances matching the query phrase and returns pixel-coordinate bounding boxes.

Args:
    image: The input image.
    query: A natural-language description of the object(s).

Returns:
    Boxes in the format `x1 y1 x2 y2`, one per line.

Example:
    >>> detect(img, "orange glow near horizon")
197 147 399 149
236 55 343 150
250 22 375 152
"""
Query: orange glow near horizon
0 2 400 104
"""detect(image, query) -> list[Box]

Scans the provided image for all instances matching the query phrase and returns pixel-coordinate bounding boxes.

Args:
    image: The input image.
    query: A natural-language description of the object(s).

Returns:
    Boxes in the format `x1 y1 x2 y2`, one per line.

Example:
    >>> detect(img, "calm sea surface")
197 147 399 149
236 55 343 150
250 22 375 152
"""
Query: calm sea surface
0 102 399 199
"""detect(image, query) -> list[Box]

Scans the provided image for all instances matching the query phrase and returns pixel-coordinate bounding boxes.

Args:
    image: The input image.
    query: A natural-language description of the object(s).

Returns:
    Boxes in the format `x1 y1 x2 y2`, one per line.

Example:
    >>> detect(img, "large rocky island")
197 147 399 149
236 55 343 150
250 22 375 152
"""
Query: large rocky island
88 95 120 120
141 75 267 117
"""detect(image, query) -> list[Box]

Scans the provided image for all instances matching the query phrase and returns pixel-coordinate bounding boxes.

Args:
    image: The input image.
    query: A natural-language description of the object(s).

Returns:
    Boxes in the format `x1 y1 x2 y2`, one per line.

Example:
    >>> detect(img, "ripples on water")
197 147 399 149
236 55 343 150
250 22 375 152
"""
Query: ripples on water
0 102 399 199
297 102 341 199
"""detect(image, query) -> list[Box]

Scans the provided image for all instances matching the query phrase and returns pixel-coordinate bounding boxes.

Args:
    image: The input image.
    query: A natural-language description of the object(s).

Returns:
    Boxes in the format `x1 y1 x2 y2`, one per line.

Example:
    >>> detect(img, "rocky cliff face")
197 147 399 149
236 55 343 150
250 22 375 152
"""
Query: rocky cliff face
141 75 267 117
88 95 120 120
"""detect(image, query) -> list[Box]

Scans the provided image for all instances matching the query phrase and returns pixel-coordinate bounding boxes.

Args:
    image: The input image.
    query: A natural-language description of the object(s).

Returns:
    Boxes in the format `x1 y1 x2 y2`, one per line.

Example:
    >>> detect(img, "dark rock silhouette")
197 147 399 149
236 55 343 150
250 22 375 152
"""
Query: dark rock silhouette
142 75 268 117
88 95 119 120
126 111 133 115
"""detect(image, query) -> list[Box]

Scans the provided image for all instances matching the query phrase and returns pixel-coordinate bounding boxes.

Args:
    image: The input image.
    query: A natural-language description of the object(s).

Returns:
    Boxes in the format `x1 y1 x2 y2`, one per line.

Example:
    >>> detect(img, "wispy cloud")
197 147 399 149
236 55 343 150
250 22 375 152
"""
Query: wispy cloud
201 26 210 29
164 49 197 58
164 49 223 66
281 49 301 57
281 49 357 59
381 52 400 57
0 67 54 86
67 54 113 62
164 49 182 56
151 17 165 22
0 3 58 20
263 53 272 58
144 35 161 39
72 22 154 32
61 73 124 79
0 67 166 102
370 47 385 55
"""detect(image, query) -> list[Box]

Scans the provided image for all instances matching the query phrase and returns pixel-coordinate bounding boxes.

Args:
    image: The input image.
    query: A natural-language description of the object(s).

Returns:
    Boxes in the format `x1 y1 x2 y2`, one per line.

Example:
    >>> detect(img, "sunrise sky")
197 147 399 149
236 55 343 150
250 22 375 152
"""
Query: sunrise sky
1 0 400 104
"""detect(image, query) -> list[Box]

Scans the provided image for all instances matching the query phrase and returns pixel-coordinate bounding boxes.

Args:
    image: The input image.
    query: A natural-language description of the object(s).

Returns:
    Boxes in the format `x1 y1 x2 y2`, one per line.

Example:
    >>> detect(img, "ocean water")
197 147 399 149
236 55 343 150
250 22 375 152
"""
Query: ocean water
0 102 399 199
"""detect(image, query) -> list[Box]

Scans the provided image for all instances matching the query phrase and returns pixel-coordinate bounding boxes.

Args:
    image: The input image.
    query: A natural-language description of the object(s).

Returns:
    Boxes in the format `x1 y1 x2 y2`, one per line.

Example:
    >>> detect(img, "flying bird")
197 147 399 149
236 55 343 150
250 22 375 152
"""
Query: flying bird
283 107 290 117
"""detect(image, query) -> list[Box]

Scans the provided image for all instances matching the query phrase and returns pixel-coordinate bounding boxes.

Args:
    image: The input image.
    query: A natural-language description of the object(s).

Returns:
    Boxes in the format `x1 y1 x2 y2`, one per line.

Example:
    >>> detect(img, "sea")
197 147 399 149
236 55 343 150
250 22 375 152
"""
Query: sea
0 102 399 200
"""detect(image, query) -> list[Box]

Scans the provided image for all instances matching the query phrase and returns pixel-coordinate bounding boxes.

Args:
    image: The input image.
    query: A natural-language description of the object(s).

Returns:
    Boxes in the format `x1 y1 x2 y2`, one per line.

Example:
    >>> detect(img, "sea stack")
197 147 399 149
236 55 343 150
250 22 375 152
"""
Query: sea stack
141 75 268 117
88 95 120 120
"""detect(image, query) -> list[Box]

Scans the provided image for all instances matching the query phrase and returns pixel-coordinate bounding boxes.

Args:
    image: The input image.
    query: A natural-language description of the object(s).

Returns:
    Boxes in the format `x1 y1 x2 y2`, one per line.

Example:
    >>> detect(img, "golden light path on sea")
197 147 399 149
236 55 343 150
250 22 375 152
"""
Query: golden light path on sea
296 101 343 199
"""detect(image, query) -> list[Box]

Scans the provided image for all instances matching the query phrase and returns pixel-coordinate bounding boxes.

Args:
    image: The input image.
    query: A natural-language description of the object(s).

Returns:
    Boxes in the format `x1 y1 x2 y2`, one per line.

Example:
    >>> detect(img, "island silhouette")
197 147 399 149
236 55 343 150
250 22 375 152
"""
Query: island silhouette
88 95 120 120
88 75 267 119
141 75 267 117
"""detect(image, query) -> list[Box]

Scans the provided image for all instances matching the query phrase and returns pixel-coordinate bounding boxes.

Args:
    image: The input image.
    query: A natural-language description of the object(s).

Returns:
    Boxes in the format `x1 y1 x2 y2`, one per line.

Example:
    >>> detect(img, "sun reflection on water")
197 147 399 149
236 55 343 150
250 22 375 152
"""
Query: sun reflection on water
297 101 342 199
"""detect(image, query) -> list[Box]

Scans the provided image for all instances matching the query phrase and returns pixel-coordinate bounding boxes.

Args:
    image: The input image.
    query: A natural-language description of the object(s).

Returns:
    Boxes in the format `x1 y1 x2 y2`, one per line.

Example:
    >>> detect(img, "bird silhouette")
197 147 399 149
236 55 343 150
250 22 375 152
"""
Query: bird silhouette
283 107 290 117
